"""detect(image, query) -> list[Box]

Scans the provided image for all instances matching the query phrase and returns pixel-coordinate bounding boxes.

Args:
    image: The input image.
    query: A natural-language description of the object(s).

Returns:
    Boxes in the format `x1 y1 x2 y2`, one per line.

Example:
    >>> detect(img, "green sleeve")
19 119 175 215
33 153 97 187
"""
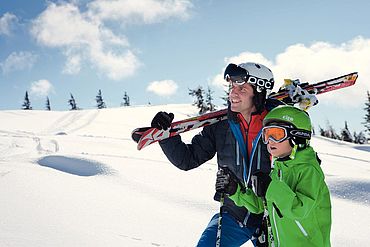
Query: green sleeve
266 166 323 219
229 185 264 214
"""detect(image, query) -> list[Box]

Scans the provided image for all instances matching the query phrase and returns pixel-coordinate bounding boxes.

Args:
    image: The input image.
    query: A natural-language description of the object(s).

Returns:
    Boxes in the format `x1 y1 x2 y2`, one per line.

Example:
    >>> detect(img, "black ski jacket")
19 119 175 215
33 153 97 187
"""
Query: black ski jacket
159 100 281 227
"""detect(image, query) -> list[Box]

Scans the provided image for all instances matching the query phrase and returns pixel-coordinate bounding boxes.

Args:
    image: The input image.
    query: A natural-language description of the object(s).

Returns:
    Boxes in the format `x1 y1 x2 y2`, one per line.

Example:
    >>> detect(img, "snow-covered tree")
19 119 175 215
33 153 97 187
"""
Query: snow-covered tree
205 87 216 112
340 121 353 142
221 84 231 107
354 131 367 144
96 89 106 109
363 90 370 135
46 97 51 111
122 91 130 106
189 86 207 114
320 121 340 140
22 91 32 110
68 93 78 110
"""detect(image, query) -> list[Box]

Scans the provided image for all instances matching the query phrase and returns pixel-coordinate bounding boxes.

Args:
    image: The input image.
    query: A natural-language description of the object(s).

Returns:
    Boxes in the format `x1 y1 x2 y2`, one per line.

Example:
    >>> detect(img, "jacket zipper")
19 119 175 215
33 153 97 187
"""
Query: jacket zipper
272 206 280 247
236 141 240 166
272 168 283 247
257 143 261 170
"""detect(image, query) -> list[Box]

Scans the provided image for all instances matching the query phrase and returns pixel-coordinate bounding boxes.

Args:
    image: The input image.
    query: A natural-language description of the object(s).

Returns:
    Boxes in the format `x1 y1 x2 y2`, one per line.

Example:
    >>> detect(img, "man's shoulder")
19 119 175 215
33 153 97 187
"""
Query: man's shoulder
265 98 285 111
204 118 229 129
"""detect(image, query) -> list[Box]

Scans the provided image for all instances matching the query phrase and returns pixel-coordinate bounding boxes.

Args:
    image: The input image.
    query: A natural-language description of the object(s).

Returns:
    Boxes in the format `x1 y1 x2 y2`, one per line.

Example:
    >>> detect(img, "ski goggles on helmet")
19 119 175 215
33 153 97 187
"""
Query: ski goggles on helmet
224 63 274 92
224 63 248 85
262 125 311 144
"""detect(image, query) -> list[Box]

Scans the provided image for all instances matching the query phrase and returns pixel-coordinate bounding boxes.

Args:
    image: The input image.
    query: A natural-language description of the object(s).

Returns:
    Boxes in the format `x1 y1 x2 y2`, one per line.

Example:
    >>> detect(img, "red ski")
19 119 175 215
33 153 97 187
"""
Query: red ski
132 72 358 150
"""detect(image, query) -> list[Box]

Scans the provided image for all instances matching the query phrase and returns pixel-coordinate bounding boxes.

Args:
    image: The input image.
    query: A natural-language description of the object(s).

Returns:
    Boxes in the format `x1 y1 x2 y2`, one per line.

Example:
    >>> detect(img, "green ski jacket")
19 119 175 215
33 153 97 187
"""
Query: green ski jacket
230 146 332 247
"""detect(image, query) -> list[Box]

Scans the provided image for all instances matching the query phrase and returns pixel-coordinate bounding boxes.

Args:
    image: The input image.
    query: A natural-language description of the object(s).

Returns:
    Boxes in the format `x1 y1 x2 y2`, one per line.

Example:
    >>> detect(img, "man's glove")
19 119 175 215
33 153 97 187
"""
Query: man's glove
251 172 272 197
215 168 238 195
151 111 174 130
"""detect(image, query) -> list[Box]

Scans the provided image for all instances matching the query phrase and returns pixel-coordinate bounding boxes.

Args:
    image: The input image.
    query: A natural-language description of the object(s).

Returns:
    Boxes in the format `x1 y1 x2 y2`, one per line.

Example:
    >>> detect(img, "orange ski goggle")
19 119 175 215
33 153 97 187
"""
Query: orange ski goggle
262 125 311 144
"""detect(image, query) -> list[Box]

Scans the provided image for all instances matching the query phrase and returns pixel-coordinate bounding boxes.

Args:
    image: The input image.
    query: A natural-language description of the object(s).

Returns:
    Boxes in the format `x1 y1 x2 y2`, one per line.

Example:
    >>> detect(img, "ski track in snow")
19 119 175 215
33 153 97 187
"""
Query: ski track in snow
43 110 100 135
318 152 370 164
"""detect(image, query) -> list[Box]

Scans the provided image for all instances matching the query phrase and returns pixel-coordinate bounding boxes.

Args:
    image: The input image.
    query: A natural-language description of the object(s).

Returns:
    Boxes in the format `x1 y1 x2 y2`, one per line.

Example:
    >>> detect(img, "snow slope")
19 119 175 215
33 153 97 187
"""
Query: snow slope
0 104 369 246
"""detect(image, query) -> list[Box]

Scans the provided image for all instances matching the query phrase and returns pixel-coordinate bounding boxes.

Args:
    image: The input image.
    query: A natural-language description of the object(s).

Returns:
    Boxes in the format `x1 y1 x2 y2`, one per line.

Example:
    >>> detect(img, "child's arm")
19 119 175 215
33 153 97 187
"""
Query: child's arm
265 166 323 219
229 185 264 214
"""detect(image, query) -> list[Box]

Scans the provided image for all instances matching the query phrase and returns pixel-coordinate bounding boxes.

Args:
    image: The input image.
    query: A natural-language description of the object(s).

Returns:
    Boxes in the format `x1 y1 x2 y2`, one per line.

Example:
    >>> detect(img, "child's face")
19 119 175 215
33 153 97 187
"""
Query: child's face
266 139 293 158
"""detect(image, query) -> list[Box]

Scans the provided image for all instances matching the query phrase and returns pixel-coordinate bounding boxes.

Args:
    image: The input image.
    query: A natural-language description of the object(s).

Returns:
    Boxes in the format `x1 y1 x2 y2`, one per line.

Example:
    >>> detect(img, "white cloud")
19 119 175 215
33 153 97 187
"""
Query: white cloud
87 0 192 24
0 51 38 74
0 12 18 36
63 52 82 74
30 79 54 97
212 36 370 107
30 1 192 80
147 80 178 96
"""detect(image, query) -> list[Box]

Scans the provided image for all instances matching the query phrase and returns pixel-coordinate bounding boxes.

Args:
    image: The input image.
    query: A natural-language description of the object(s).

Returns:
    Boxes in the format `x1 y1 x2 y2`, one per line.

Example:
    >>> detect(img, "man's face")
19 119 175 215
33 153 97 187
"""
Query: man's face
229 82 255 114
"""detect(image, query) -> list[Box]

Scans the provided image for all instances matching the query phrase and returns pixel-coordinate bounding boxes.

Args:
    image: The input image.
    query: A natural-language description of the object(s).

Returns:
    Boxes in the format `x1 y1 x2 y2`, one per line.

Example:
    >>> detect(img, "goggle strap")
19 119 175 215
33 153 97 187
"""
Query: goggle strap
289 129 311 140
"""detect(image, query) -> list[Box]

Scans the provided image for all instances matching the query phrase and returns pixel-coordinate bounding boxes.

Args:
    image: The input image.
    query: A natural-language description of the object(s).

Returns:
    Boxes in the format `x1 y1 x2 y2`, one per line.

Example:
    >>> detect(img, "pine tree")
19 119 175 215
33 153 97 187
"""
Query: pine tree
319 126 325 137
355 131 367 144
189 86 207 114
340 121 353 142
22 91 32 110
46 97 51 111
96 89 106 109
205 86 216 112
363 90 370 135
322 120 340 139
68 93 78 110
328 124 340 140
122 91 130 106
221 84 232 106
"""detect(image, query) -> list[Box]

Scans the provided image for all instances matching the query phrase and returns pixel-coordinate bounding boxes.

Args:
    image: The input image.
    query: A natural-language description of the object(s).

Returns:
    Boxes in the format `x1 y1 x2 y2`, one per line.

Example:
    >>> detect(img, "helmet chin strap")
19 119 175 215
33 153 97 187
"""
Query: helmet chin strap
289 137 310 151
252 87 267 113
289 144 298 160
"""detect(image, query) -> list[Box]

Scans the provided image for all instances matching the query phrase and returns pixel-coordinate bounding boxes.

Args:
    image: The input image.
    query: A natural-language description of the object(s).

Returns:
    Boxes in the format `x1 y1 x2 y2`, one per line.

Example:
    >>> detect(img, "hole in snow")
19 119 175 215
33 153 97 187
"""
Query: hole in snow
37 155 114 176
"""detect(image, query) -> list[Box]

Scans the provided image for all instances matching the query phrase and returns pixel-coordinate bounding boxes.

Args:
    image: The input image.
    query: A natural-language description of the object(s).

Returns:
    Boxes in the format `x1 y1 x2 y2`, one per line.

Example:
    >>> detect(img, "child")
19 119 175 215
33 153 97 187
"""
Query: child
217 105 332 246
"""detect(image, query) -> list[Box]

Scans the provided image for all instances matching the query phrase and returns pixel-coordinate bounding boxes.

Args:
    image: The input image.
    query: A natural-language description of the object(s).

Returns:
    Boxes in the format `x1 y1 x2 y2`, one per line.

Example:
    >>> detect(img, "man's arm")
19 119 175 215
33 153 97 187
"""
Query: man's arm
159 124 217 171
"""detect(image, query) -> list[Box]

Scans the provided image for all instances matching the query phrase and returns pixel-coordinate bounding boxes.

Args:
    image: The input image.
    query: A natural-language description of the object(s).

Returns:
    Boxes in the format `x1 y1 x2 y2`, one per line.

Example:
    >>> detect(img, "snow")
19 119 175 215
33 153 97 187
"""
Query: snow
0 104 369 246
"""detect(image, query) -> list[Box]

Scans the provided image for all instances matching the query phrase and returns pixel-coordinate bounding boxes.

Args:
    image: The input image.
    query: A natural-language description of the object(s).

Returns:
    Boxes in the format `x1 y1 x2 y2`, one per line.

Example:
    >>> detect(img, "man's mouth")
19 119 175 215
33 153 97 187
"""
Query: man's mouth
230 99 241 104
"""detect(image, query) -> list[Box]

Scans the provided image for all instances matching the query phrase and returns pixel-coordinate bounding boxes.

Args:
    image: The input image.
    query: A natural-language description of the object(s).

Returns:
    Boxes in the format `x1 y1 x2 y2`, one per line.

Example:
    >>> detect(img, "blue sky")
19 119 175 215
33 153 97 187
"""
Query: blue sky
1 0 370 134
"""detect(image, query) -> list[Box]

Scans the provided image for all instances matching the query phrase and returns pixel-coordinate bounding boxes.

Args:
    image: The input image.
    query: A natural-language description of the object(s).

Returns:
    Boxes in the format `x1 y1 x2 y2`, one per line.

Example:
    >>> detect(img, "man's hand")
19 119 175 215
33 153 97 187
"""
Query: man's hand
151 111 174 130
215 168 238 195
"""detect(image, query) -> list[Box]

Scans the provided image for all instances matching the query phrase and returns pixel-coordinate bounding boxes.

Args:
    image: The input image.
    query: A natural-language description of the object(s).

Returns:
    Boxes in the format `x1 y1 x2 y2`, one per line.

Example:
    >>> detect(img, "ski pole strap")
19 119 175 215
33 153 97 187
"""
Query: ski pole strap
228 120 262 186
228 120 248 184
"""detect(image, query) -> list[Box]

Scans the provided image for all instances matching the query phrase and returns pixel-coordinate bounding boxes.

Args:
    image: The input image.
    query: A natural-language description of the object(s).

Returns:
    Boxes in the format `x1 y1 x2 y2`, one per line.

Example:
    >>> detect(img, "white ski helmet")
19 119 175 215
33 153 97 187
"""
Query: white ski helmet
224 62 275 111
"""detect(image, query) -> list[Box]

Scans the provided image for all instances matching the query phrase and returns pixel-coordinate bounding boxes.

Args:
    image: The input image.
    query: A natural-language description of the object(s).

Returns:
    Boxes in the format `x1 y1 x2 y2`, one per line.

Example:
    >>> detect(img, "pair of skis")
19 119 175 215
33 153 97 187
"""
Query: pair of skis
132 72 358 150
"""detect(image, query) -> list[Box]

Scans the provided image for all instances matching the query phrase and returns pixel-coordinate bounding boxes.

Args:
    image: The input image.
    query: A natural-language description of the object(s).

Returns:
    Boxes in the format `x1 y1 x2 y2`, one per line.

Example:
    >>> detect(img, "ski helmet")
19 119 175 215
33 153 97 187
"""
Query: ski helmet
224 62 274 112
263 105 312 146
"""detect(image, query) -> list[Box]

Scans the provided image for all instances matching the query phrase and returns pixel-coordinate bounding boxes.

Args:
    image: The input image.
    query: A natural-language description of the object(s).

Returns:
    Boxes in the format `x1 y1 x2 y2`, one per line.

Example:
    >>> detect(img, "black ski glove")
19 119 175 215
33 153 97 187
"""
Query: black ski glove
251 172 272 197
215 168 238 195
151 111 174 130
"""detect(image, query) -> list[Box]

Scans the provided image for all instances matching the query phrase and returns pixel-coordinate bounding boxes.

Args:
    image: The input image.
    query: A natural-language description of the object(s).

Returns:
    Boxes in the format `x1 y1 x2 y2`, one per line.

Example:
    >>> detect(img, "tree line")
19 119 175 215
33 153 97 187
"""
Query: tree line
317 91 370 144
21 90 131 111
20 88 370 143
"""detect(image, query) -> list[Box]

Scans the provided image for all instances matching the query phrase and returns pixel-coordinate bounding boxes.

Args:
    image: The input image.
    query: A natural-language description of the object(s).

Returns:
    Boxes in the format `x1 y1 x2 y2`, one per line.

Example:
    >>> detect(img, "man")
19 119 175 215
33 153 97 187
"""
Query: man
151 62 280 246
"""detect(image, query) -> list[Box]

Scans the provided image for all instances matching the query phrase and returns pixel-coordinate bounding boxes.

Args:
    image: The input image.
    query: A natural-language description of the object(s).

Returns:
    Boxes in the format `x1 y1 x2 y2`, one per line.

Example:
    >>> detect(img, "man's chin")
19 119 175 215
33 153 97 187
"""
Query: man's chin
230 105 240 112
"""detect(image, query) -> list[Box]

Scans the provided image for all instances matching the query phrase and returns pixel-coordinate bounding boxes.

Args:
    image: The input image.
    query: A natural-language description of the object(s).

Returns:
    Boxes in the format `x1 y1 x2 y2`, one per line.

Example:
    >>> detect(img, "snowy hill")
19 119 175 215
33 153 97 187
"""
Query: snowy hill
0 105 369 246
